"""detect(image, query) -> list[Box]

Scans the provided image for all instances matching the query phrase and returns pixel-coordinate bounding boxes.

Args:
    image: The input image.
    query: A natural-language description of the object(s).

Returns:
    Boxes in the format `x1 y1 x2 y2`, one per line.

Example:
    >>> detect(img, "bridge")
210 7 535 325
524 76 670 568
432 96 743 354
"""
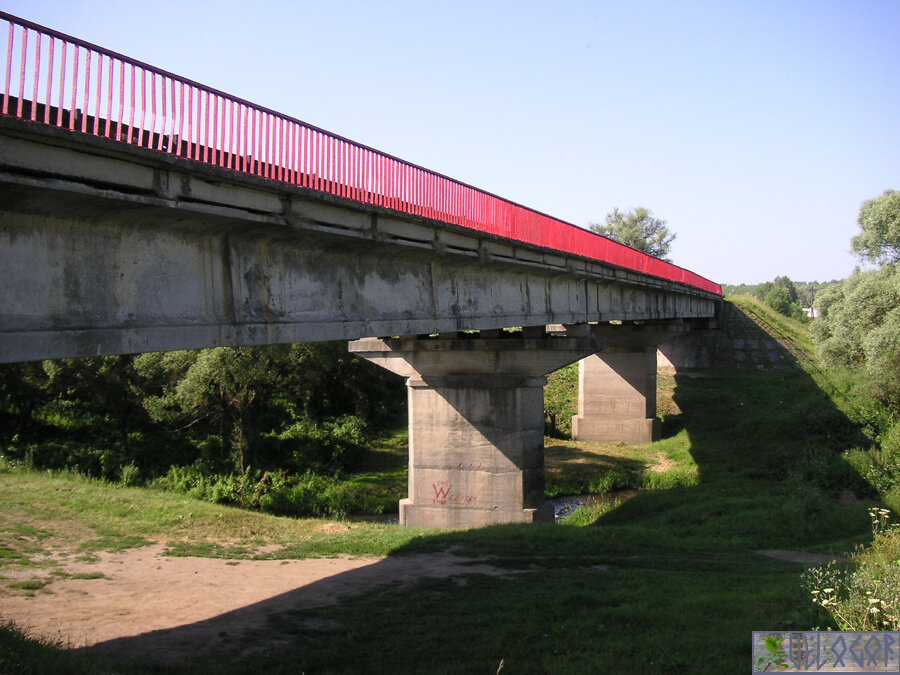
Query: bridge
0 13 721 527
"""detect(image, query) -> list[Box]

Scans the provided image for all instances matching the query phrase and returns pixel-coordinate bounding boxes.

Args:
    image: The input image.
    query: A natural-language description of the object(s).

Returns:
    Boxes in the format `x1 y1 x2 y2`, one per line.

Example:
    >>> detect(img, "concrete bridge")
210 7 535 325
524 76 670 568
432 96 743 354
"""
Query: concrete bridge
0 12 721 527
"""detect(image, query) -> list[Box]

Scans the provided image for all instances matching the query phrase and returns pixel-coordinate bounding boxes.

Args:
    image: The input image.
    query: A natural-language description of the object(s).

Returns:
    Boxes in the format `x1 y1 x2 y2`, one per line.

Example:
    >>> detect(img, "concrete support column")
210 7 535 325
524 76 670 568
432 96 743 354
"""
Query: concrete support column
349 332 603 528
571 322 693 445
571 347 660 444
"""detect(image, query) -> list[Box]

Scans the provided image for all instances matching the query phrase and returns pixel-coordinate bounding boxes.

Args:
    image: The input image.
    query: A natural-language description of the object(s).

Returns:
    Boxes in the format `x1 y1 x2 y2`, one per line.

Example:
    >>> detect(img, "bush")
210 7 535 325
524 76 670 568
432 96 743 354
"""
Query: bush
119 462 141 487
840 420 900 494
260 472 384 518
543 363 578 438
277 415 367 475
843 448 899 494
156 463 385 518
880 419 900 456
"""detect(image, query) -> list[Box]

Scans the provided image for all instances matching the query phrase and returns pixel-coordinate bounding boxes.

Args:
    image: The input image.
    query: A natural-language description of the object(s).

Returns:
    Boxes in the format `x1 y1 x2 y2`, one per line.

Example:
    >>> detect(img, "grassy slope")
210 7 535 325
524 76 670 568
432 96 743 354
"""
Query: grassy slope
0 299 885 673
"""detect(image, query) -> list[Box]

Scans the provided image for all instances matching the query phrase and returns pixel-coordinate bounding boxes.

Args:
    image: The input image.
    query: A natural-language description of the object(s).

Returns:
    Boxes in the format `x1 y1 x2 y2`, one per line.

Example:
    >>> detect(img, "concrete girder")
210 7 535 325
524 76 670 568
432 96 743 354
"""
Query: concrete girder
0 119 720 363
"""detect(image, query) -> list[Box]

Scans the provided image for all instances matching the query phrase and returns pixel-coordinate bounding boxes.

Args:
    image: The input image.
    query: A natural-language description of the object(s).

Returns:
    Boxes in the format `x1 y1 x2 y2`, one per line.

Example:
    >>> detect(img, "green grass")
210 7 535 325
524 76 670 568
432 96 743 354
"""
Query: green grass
0 620 91 674
544 361 579 437
0 300 890 672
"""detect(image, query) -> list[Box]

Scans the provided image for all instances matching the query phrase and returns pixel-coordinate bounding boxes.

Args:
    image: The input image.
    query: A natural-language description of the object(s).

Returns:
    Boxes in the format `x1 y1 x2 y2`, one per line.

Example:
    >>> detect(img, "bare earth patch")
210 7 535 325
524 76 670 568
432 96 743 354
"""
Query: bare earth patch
754 549 847 565
648 451 677 473
0 543 521 666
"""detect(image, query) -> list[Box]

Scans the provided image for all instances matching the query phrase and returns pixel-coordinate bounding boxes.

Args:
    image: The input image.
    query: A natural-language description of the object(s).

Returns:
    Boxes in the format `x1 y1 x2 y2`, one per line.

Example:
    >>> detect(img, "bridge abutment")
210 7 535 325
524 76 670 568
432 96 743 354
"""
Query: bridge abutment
349 332 604 528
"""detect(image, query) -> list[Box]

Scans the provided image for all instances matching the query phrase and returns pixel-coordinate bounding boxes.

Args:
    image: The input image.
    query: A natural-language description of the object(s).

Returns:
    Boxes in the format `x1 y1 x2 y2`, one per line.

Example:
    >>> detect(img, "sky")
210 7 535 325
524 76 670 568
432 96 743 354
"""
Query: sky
5 0 899 285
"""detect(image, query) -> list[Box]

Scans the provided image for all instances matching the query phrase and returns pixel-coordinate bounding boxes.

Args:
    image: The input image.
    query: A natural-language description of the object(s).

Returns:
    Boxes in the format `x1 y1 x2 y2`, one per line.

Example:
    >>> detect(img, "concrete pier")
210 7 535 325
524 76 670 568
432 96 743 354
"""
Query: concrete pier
350 330 604 528
572 323 690 445
572 347 660 444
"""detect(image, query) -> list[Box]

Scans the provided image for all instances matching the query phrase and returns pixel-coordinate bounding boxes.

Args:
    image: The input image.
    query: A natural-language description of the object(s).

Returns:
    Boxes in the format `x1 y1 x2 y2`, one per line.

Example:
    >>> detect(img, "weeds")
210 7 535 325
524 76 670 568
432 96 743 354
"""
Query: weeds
804 507 900 630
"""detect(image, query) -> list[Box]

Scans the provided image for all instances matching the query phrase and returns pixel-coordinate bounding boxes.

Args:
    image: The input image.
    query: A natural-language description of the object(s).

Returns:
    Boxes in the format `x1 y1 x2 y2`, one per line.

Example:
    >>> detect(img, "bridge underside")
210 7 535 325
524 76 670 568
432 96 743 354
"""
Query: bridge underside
0 120 721 528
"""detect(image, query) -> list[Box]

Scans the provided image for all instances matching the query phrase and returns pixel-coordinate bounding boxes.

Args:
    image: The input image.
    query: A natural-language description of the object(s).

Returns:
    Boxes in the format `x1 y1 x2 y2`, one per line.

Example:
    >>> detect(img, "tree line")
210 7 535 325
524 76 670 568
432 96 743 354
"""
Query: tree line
0 343 405 501
723 277 837 321
811 190 900 410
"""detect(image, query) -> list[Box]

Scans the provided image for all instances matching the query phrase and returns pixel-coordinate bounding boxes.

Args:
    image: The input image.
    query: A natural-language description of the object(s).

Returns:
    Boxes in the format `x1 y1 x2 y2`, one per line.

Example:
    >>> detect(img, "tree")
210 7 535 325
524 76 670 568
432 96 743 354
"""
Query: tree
764 286 793 316
589 207 675 261
810 265 900 405
772 276 799 303
135 346 291 472
852 189 900 266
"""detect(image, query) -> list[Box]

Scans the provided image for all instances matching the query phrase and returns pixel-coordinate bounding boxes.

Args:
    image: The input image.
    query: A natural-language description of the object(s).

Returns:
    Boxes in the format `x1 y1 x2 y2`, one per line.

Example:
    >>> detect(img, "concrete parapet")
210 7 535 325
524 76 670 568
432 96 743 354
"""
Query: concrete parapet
349 332 604 528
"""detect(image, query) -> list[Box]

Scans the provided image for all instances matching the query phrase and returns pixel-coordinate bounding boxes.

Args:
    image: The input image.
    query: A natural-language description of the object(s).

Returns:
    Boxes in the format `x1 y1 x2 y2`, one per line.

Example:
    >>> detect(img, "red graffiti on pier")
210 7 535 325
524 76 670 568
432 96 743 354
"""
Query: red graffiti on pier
431 481 477 506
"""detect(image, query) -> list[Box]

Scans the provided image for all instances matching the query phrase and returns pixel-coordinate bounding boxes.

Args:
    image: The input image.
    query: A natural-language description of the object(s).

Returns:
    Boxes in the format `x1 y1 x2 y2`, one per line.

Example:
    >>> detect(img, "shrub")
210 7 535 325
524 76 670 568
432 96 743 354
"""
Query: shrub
274 415 368 476
259 472 384 518
156 464 385 518
543 363 578 438
119 462 141 487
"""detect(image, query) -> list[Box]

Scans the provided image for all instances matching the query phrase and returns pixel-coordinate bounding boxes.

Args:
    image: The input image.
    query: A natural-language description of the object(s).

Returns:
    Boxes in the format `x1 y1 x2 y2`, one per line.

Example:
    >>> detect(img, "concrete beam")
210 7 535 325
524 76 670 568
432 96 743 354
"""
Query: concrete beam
0 119 720 363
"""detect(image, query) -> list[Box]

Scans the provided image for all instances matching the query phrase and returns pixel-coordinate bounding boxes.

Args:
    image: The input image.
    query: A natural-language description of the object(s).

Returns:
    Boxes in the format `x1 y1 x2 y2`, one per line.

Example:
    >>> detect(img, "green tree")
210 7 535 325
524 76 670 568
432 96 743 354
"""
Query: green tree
852 189 900 266
0 361 48 445
43 355 146 454
285 342 404 426
590 207 675 260
811 265 900 405
764 286 793 316
135 346 291 472
772 276 799 303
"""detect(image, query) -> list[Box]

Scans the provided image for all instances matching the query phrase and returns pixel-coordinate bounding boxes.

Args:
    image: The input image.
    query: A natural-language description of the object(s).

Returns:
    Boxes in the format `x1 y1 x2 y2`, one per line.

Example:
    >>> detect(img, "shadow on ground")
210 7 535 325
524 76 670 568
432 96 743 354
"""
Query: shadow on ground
81 304 880 674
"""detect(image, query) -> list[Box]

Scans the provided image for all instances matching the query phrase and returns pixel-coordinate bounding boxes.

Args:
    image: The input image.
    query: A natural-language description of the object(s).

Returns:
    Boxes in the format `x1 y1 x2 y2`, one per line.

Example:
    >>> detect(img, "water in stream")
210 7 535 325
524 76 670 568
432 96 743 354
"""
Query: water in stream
548 488 638 521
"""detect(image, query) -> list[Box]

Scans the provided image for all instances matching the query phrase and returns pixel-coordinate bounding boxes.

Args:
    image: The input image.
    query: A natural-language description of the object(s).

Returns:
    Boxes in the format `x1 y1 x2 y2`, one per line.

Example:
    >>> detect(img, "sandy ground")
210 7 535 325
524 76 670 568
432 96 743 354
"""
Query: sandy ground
0 543 521 666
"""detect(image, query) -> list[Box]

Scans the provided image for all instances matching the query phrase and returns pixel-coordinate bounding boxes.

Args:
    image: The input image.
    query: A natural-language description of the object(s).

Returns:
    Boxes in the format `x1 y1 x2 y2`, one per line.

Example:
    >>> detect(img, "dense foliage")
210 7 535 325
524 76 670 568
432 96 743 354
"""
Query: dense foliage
0 342 406 514
810 190 900 411
811 265 900 405
852 189 900 266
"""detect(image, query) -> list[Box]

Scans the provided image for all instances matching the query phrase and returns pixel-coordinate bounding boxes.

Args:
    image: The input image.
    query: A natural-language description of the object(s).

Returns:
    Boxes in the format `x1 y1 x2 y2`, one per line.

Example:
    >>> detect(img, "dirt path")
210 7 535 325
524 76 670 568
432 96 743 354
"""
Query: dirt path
0 543 518 666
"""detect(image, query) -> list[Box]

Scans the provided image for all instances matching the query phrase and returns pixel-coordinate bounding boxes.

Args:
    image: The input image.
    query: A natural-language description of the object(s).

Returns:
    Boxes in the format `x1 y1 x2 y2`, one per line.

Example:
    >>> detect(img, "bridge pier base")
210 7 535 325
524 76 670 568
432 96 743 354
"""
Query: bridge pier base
349 333 603 528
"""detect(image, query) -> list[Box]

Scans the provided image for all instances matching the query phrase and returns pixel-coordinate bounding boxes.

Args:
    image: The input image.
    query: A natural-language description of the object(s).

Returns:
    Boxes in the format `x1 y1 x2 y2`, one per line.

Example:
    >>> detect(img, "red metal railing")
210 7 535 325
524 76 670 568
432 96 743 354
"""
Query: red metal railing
0 12 721 296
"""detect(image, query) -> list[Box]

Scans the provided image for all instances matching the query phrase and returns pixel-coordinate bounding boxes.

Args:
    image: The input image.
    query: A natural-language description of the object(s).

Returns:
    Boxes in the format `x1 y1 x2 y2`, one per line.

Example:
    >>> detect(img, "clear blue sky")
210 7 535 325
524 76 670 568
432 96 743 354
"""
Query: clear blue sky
7 0 899 285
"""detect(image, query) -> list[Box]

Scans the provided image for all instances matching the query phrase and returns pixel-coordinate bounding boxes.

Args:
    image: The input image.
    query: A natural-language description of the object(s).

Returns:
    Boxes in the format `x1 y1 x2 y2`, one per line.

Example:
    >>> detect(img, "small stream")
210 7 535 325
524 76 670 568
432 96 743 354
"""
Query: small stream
548 488 638 521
